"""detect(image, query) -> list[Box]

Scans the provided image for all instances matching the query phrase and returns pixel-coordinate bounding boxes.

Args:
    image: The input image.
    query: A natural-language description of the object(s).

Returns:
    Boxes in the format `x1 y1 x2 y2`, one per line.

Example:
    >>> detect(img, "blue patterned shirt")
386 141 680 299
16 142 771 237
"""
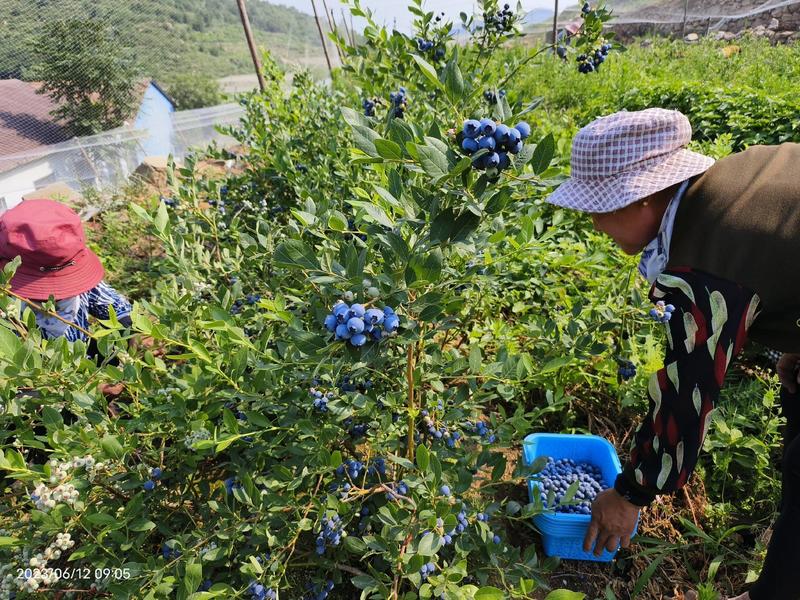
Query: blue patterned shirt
23 281 132 343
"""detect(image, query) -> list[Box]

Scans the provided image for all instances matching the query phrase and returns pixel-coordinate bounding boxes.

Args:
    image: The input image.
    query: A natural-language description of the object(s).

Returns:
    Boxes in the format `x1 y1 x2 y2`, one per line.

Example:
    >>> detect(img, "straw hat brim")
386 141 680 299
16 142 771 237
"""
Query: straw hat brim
546 148 715 214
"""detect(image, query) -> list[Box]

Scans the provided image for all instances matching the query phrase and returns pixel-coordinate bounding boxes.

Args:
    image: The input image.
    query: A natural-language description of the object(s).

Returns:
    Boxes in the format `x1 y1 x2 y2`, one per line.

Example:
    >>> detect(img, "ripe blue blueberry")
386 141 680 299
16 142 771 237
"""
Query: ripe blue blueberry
462 137 479 154
479 118 497 136
151 467 162 479
493 123 511 144
333 303 350 323
350 333 367 347
347 317 365 334
485 152 500 169
143 480 155 491
493 534 501 544
324 314 337 332
498 152 510 169
463 119 481 139
349 304 366 319
335 323 351 340
384 314 400 333
478 136 496 151
514 121 531 140
365 308 384 325
440 485 451 496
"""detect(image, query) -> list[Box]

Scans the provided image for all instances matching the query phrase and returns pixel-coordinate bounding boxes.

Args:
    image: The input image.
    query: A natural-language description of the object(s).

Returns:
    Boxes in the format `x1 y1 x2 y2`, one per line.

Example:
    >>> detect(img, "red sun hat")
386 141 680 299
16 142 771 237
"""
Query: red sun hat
0 199 104 300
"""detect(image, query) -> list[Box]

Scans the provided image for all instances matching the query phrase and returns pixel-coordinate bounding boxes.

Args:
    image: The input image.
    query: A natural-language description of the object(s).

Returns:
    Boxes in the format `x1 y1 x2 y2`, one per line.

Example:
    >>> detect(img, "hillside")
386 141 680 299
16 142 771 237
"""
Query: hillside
0 0 325 83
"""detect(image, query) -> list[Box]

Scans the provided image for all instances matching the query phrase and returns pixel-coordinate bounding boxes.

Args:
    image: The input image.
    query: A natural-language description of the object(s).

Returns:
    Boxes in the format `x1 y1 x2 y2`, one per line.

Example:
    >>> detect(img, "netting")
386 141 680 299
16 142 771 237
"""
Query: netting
0 0 339 208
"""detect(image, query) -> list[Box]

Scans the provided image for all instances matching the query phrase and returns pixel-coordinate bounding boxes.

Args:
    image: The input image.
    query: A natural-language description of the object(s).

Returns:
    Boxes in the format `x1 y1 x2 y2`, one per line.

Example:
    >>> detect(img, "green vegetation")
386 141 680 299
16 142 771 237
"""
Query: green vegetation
0 0 322 83
30 19 141 136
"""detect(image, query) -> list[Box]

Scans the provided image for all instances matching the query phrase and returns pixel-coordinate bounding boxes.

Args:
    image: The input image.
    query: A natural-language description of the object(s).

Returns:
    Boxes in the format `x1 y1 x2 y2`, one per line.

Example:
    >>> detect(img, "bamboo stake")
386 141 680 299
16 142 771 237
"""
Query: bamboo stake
236 0 267 91
311 0 333 75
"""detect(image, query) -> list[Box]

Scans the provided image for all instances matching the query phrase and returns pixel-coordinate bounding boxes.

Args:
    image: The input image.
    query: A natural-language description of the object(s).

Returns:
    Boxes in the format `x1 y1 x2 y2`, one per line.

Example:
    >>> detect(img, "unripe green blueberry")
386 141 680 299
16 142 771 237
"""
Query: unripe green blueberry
367 286 380 298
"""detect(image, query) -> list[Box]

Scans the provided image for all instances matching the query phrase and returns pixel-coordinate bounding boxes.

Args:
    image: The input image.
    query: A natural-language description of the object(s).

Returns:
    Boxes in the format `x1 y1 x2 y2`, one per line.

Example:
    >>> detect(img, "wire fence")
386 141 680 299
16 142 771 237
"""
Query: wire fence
0 0 339 209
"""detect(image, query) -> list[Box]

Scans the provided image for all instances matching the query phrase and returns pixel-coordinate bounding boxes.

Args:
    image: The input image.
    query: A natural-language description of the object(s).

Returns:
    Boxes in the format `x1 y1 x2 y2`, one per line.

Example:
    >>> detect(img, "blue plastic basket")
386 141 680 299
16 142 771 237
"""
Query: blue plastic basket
522 433 639 562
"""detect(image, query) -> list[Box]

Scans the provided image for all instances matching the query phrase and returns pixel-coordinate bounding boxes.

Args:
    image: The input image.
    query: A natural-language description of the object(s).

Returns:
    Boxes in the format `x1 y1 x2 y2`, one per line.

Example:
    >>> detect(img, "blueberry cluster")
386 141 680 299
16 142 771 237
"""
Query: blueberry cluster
536 458 608 515
419 412 462 448
143 467 163 491
303 580 335 600
231 294 261 315
324 303 399 347
582 2 591 13
160 195 177 207
483 88 506 105
460 118 530 172
618 360 637 381
161 543 181 560
338 376 373 393
343 418 369 438
649 300 675 323
363 97 378 117
556 45 568 60
415 38 445 61
248 581 277 600
385 480 409 501
420 561 437 580
577 43 612 73
389 88 408 118
315 514 343 555
310 387 334 412
483 4 515 33
465 419 496 444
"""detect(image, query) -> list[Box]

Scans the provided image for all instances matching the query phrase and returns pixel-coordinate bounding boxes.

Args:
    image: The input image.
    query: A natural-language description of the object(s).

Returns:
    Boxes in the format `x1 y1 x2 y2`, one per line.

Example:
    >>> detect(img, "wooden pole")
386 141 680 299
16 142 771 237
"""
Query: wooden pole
322 0 344 62
350 12 356 45
681 0 689 38
311 0 333 74
343 9 355 45
552 0 559 48
236 0 266 92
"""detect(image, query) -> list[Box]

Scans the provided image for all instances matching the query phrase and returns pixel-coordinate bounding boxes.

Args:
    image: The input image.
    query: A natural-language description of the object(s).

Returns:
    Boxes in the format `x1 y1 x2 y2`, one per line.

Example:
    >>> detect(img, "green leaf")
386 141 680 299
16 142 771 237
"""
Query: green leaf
341 106 370 128
184 562 202 597
485 188 511 214
129 518 156 532
416 143 449 180
100 435 124 459
0 324 22 358
352 124 380 158
407 249 443 283
41 405 64 430
540 355 572 373
416 444 430 472
444 60 464 102
328 211 348 231
430 209 480 245
530 133 555 175
545 591 586 600
411 54 444 90
417 532 442 556
154 201 169 233
475 587 505 600
632 556 663 598
274 240 320 271
0 537 20 548
469 344 481 374
375 138 403 160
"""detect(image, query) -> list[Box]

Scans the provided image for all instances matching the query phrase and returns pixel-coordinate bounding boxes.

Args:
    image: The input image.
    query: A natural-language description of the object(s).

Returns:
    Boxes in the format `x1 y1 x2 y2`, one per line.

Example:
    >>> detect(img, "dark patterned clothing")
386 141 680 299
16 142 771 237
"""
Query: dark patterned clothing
615 268 762 505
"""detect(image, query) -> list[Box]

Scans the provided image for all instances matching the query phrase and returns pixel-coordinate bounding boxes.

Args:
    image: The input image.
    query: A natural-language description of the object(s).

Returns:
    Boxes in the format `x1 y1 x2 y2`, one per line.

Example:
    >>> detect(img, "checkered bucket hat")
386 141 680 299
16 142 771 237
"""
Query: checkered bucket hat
546 108 715 213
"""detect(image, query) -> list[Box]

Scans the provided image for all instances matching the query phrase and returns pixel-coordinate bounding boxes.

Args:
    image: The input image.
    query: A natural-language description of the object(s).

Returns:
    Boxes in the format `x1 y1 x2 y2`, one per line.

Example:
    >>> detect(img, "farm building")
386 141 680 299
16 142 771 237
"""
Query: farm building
0 79 176 210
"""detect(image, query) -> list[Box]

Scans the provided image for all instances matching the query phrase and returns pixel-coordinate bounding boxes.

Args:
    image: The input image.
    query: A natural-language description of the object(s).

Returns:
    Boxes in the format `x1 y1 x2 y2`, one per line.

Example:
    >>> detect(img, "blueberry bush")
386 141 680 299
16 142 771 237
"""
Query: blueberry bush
0 2 786 599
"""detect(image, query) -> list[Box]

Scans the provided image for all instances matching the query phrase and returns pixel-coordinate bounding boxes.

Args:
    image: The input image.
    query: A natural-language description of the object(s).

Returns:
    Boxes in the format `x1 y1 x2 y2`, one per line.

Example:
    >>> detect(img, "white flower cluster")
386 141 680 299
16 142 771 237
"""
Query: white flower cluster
156 386 181 396
184 428 211 448
0 532 76 595
72 455 106 482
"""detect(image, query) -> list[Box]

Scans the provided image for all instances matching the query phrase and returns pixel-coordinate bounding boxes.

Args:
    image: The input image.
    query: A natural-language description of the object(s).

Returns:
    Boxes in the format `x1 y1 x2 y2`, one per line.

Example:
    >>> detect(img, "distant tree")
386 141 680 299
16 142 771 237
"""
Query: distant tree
31 19 141 136
165 73 225 110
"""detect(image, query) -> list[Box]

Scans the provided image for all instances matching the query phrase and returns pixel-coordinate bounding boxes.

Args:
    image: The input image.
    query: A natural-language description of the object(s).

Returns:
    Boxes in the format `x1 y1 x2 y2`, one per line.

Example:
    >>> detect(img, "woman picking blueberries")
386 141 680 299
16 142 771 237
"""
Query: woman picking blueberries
546 108 800 600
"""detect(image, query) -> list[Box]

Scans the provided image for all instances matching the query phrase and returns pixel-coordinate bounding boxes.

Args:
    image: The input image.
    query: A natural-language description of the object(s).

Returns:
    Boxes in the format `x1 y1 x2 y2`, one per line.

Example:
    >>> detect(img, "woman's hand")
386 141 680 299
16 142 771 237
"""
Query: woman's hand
583 488 640 556
777 353 800 393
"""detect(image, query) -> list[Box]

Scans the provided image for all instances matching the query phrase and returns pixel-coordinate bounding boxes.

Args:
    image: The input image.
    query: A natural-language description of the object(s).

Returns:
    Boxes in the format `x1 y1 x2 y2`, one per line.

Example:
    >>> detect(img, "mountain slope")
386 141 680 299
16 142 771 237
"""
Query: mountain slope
0 0 324 82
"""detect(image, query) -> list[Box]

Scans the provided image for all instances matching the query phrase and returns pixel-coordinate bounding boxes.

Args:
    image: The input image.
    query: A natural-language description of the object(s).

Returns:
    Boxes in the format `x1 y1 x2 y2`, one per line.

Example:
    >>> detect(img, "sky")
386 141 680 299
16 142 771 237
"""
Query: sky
271 0 569 33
